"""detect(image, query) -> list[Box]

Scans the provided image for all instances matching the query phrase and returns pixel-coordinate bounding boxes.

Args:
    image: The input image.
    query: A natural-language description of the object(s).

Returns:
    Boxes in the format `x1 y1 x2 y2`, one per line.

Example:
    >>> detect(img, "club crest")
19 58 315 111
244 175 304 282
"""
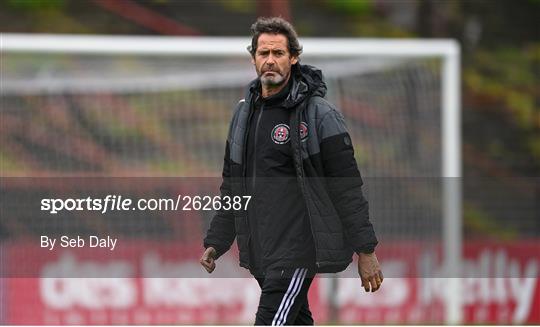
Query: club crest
300 122 308 142
271 124 290 144
271 122 309 144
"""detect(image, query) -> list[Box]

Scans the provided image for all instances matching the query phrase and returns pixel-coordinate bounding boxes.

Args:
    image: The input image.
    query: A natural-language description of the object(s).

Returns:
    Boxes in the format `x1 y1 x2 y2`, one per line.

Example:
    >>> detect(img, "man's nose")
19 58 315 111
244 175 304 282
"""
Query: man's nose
266 54 276 65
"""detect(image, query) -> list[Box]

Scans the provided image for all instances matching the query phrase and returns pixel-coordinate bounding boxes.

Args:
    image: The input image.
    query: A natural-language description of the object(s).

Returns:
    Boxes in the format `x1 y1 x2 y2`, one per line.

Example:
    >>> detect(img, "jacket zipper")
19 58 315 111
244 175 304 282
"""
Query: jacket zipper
242 104 254 191
251 103 264 191
242 98 256 270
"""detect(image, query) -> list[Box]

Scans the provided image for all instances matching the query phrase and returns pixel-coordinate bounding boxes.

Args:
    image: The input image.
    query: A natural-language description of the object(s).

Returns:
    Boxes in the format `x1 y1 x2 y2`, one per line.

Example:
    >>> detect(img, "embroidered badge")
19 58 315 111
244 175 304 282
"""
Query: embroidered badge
300 122 308 142
271 124 290 144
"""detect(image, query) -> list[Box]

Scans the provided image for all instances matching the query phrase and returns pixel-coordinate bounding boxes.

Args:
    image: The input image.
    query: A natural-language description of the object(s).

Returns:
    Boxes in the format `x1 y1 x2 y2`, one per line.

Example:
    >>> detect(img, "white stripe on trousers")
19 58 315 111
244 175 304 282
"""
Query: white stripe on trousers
278 268 307 325
271 268 301 326
271 268 307 326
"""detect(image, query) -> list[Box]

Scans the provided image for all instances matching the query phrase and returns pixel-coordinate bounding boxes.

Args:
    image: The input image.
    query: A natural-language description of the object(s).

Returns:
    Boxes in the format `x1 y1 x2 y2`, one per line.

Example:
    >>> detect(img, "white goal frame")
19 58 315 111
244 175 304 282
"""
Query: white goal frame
1 33 462 324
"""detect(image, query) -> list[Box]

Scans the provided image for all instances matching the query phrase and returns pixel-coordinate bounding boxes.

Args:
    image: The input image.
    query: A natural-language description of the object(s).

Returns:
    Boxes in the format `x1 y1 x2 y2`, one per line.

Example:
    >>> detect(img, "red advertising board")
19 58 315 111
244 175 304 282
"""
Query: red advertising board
325 241 540 324
3 241 539 324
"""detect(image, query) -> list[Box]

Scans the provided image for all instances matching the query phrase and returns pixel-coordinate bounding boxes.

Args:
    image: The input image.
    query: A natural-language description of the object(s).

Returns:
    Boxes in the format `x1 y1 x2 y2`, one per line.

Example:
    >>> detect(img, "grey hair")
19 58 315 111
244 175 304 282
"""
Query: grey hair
247 17 303 58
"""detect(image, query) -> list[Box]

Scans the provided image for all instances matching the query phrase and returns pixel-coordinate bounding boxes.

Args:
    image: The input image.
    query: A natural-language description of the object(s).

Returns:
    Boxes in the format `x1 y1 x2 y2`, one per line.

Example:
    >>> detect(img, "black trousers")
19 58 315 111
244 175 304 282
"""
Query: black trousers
254 267 314 326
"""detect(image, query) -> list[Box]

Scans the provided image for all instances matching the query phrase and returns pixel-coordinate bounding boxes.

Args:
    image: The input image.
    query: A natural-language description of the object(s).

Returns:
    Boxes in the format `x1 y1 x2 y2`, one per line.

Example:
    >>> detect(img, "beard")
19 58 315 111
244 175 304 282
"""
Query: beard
259 70 286 86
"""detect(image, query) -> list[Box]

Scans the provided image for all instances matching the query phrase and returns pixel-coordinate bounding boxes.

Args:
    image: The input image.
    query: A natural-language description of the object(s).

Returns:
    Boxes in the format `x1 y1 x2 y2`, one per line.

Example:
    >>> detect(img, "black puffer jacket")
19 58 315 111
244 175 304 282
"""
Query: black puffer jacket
204 64 378 273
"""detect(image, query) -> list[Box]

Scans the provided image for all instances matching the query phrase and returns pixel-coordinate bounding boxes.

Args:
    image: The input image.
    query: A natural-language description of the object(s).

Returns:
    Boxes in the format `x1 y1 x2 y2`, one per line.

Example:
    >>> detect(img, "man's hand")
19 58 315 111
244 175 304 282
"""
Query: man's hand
358 252 383 292
200 247 217 273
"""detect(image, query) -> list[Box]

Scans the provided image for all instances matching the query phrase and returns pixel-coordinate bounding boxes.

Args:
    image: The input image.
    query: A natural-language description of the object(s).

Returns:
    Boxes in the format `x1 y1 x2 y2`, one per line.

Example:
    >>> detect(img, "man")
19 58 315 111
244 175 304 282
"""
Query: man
201 17 382 325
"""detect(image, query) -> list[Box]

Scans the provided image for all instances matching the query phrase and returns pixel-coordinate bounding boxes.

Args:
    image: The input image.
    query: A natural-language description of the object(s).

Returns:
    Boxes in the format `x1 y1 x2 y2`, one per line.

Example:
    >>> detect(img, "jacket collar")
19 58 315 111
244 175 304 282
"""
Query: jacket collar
245 63 325 109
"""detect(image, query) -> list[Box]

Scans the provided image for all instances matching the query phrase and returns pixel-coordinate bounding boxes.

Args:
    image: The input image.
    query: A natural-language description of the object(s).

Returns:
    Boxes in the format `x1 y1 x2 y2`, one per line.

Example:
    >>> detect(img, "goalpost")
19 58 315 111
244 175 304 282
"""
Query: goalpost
1 34 461 324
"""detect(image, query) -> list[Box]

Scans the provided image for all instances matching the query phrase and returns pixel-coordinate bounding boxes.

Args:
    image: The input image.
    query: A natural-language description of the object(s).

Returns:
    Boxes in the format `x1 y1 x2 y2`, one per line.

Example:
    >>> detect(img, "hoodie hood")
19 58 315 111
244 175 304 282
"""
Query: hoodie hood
246 63 327 109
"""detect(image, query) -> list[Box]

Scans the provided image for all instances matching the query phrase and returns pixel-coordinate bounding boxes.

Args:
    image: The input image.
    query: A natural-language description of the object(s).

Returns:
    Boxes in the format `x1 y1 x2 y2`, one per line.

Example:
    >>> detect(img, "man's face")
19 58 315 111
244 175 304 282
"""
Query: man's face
252 33 298 87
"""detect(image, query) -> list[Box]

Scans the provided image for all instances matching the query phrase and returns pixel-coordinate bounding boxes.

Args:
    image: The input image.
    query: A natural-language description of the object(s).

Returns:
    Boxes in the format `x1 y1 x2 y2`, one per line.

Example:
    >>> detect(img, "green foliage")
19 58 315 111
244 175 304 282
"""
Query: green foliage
464 44 540 166
464 46 539 131
0 150 26 173
353 143 368 167
323 0 373 16
353 20 415 38
6 0 65 11
219 0 255 13
464 203 517 240
2 0 92 33
529 137 540 159
150 160 188 174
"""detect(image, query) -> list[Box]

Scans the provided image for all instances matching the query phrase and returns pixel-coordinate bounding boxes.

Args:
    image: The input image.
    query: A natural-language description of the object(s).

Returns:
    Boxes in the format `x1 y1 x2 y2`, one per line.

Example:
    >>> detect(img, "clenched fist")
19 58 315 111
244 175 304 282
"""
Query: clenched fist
200 247 217 273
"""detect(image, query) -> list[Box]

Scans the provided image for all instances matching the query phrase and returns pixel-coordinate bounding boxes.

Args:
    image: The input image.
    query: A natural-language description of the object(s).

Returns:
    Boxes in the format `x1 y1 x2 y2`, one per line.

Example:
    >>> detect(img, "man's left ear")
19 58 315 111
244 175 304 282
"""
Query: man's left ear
291 56 298 65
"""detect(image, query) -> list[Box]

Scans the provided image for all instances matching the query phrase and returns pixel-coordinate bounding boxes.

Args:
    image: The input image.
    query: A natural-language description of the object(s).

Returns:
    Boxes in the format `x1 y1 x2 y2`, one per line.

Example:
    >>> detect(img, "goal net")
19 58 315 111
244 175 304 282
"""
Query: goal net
1 35 461 324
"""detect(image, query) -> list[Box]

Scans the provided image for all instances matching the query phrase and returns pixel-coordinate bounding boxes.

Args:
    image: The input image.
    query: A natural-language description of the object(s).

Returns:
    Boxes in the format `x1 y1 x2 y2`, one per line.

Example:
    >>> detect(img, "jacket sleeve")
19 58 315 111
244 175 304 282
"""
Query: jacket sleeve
203 121 237 259
318 109 378 254
203 140 236 259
